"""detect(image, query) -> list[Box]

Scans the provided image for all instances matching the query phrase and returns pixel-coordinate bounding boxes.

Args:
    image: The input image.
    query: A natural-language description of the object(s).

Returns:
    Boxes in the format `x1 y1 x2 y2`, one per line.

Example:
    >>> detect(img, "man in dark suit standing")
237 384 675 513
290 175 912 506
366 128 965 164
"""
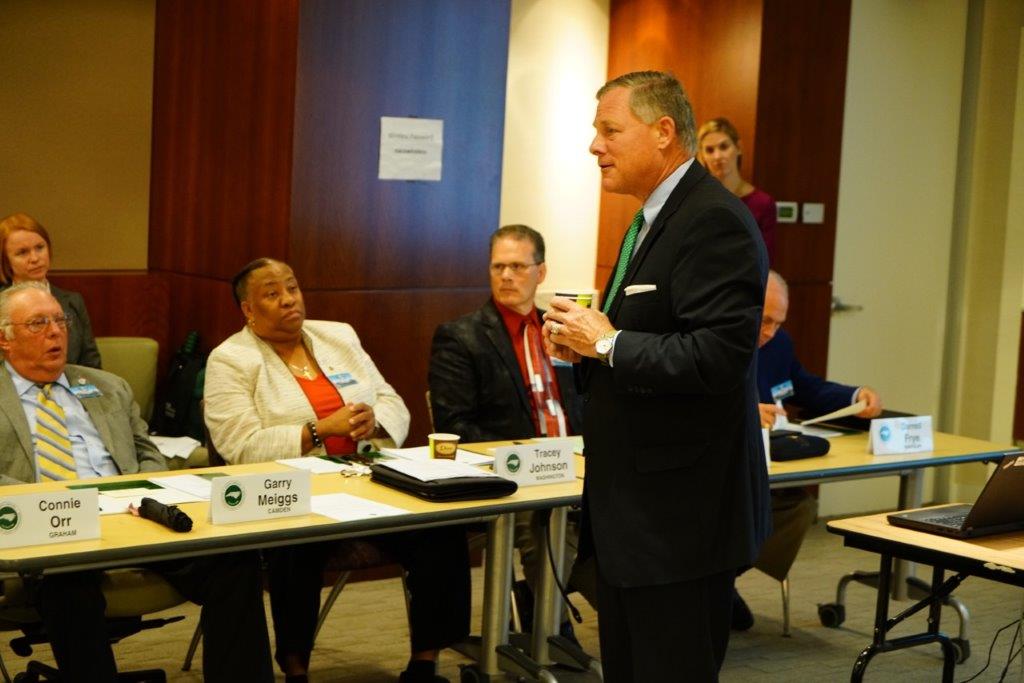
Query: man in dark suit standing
428 225 595 611
543 71 770 680
734 270 882 628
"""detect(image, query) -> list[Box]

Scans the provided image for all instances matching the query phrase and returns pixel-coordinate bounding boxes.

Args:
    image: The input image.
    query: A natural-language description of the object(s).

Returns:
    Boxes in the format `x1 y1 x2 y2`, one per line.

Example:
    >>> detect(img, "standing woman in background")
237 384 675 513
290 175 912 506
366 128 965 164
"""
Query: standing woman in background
0 213 102 367
698 118 778 262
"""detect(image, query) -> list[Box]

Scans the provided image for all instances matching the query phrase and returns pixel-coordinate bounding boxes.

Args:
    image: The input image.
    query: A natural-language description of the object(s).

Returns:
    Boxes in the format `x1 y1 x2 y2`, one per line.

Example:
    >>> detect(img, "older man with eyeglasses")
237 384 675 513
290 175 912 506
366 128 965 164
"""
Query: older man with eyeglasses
0 282 272 682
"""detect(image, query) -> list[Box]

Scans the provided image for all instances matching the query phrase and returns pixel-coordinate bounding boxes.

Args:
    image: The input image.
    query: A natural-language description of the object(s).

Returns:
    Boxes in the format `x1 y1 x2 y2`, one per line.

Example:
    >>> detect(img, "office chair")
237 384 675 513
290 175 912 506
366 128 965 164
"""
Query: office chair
0 570 187 683
95 337 208 470
94 337 159 423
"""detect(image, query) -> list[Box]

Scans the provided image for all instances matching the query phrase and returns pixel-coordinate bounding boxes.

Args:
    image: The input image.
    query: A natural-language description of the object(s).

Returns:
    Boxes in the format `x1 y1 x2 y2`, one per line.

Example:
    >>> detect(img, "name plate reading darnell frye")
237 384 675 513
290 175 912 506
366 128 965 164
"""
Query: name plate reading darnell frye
869 416 934 455
0 489 99 549
209 471 311 524
494 440 576 487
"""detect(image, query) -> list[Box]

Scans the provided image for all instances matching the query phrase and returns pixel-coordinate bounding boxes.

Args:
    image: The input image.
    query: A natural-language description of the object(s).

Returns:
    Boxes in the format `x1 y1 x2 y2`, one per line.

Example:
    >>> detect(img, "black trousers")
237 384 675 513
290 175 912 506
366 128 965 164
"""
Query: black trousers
33 552 273 683
596 563 735 683
266 526 471 671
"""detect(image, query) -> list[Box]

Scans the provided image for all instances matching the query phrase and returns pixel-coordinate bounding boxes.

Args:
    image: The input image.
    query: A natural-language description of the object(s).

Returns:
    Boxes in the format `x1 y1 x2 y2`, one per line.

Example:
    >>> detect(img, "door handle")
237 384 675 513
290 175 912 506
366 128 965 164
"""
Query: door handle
831 296 864 313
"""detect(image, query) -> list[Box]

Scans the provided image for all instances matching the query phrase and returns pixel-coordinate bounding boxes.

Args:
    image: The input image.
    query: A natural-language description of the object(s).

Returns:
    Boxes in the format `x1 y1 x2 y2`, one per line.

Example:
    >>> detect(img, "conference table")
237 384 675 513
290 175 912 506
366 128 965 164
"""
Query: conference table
465 432 1017 650
0 431 1013 680
768 430 1016 640
0 458 587 682
827 512 1024 682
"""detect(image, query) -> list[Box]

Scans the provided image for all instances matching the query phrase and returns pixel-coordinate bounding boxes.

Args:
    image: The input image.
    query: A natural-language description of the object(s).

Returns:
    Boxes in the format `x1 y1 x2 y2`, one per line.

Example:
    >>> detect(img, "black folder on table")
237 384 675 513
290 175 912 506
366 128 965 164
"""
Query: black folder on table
370 463 518 502
887 451 1024 539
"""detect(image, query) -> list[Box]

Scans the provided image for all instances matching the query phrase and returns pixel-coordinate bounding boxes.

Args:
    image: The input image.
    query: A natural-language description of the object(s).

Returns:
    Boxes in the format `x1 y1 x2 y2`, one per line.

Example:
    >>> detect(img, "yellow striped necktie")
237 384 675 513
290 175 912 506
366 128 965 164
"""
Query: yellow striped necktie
34 383 77 481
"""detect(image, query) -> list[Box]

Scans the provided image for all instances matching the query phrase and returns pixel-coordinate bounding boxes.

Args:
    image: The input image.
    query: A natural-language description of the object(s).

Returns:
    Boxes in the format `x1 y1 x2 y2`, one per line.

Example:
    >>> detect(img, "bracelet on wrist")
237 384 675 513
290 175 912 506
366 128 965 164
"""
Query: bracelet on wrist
306 421 323 448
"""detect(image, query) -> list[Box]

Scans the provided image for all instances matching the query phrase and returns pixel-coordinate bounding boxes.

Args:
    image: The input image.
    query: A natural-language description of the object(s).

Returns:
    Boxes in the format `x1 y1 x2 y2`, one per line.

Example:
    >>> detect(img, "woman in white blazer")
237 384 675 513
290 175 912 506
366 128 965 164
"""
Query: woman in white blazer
205 258 469 683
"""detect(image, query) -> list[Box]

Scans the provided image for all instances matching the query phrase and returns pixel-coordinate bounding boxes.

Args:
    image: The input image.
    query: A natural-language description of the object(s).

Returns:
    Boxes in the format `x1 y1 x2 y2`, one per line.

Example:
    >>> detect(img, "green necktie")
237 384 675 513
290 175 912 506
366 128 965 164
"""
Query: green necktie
602 209 644 313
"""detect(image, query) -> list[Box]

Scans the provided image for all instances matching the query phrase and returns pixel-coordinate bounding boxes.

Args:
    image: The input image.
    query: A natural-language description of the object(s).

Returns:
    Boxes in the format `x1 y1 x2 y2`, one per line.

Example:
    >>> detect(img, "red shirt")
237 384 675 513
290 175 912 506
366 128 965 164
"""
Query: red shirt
493 299 566 435
295 374 357 455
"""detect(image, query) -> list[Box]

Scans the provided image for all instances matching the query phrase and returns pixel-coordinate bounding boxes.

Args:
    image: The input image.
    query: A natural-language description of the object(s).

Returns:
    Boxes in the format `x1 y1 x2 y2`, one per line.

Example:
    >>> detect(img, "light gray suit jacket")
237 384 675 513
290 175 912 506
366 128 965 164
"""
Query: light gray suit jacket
0 364 165 485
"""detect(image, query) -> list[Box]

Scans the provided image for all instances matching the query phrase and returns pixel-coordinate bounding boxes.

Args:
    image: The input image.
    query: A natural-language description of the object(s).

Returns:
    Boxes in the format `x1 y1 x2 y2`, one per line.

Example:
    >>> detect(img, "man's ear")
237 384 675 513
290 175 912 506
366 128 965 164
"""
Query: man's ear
537 262 548 285
655 115 677 150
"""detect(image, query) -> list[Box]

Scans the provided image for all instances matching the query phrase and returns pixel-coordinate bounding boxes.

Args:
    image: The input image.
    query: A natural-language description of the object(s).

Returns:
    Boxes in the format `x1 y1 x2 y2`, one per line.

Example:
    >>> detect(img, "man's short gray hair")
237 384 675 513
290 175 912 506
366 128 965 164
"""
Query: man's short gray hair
0 282 51 339
767 270 789 299
597 71 697 154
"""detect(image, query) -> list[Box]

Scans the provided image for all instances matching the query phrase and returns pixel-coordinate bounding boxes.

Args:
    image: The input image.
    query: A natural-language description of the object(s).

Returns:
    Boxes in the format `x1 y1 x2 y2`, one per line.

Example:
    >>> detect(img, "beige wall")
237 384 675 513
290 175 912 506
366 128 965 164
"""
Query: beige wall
945 0 1024 499
500 0 609 295
0 0 154 271
820 0 969 516
990 29 1024 445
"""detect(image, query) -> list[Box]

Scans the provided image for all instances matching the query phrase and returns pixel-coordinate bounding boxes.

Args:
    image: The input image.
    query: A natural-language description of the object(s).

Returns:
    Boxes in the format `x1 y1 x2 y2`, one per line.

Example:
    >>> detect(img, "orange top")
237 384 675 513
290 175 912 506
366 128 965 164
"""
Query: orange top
295 374 356 455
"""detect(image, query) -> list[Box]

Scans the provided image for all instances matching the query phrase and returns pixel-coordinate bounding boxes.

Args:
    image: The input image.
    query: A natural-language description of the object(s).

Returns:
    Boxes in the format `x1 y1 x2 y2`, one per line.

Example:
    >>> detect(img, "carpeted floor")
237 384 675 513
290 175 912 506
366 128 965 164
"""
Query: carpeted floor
3 518 1022 681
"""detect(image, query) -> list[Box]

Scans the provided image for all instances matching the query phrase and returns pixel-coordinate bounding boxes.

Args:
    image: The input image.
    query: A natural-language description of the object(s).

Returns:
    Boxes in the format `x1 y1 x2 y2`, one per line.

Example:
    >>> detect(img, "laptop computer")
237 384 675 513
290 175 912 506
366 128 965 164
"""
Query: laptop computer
887 451 1024 539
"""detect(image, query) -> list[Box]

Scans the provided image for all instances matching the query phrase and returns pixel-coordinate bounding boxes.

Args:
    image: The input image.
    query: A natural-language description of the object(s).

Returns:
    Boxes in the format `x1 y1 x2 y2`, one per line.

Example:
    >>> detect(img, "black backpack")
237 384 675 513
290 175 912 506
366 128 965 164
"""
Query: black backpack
151 331 206 441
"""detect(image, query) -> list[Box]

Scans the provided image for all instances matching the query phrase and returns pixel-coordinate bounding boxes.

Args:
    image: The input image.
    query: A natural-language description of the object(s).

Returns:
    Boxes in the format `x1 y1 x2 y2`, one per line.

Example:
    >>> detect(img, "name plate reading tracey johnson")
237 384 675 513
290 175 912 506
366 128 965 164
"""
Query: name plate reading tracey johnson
209 471 311 524
869 415 934 455
494 440 576 487
0 489 99 549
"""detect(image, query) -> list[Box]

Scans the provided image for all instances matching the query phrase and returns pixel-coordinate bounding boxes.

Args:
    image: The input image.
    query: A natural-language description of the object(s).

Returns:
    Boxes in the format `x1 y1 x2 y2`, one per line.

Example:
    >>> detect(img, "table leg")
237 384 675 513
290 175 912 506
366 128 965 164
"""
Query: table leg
894 470 925 600
852 553 892 682
480 513 514 676
531 507 567 665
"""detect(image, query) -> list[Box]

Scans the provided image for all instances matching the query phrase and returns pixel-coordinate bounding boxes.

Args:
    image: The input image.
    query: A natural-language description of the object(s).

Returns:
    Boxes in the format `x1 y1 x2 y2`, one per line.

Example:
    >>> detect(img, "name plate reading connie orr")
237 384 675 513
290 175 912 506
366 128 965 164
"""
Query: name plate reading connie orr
0 489 99 549
209 471 311 524
493 440 576 487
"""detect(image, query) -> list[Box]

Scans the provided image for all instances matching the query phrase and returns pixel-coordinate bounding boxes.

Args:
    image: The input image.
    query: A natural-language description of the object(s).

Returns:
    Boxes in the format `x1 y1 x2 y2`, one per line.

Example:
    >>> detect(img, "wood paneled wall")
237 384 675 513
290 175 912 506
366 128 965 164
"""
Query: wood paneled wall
149 0 510 445
598 0 763 287
601 0 850 376
752 0 851 375
149 0 299 279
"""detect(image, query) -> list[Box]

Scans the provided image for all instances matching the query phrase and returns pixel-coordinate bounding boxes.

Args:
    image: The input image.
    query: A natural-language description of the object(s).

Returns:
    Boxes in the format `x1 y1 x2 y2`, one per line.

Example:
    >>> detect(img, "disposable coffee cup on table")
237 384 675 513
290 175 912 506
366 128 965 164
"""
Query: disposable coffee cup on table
554 290 594 308
428 433 460 459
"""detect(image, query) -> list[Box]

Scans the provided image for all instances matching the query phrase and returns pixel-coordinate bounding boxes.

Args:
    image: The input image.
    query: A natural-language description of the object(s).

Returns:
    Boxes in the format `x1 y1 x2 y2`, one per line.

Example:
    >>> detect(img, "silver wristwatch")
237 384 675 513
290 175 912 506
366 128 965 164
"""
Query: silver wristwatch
595 331 617 365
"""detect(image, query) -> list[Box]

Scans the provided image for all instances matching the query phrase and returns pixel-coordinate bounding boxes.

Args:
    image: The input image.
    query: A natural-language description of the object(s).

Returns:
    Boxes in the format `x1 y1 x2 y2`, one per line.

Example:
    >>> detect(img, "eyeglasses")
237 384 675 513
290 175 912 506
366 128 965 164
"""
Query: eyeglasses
11 315 71 335
489 262 540 275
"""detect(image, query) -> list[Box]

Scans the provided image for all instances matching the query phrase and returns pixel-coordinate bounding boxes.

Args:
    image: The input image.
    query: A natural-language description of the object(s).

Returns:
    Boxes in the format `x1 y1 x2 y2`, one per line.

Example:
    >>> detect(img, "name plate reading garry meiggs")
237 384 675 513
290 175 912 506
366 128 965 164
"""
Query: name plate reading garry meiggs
869 416 934 455
209 471 311 524
493 440 576 487
0 489 99 549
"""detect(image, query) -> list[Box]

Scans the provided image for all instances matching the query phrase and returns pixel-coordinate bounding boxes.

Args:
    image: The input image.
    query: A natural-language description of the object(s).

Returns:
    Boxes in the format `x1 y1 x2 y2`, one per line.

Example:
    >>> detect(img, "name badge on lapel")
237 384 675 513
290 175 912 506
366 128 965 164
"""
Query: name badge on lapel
69 383 103 399
770 380 794 402
327 373 357 392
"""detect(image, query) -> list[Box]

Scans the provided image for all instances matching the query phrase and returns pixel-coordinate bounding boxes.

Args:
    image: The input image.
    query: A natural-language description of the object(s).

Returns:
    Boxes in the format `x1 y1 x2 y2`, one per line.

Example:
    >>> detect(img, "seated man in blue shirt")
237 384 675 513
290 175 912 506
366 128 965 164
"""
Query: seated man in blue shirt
0 282 273 681
734 270 882 629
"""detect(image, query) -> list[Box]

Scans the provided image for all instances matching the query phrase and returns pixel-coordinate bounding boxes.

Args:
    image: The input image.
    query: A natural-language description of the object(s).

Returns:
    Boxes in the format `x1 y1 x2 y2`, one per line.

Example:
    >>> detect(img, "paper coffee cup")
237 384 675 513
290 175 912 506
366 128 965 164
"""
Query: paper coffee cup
554 290 594 308
428 433 460 459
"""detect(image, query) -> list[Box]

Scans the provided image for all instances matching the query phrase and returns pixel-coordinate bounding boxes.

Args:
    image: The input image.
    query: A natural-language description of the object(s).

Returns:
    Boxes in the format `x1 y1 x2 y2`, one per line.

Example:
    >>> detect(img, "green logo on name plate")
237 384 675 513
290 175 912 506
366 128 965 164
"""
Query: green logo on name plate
224 484 244 508
506 453 521 474
0 504 20 532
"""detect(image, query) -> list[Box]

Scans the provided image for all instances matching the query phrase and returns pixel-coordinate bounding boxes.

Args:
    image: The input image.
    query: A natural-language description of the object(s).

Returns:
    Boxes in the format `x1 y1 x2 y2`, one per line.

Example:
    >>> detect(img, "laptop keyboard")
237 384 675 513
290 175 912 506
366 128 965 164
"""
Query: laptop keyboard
923 513 968 528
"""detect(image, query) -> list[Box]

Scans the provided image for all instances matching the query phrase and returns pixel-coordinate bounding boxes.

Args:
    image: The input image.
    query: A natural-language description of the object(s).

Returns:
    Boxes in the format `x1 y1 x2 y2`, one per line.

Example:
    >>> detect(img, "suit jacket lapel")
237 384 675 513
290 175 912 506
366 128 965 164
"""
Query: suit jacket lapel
65 367 117 462
606 161 707 322
0 367 36 467
481 301 532 416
